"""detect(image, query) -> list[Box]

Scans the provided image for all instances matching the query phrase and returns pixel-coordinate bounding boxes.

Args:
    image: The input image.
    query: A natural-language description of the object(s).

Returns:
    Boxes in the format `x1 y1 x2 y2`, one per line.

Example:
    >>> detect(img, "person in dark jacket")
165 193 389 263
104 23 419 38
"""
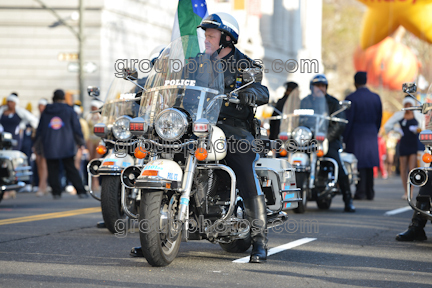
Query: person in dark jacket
34 89 88 199
343 72 382 200
303 74 356 212
269 82 298 140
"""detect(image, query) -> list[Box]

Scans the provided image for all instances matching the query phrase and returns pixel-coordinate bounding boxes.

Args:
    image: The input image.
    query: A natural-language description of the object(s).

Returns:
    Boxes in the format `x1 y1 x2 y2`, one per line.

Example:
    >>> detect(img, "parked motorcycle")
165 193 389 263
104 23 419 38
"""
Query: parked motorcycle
86 78 143 234
404 82 432 221
278 90 359 212
0 128 32 203
119 35 301 266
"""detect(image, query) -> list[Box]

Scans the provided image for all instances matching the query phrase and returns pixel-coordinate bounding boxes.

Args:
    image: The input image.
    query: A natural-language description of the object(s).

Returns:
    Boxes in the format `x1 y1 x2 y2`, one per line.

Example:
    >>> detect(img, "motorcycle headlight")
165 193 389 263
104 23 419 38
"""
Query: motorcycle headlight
155 108 188 141
112 116 132 140
292 126 312 145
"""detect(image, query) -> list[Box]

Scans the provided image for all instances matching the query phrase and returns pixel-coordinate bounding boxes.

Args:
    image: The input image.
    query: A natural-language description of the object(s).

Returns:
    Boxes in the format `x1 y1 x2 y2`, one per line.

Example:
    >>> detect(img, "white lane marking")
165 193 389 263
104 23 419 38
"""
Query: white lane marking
384 206 412 216
232 237 317 263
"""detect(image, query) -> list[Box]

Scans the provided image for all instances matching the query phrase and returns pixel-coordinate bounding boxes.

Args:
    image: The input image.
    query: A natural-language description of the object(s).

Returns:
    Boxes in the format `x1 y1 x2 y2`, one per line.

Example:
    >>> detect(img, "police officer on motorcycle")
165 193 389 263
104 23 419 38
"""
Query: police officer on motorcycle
131 13 269 263
305 74 356 212
199 12 270 263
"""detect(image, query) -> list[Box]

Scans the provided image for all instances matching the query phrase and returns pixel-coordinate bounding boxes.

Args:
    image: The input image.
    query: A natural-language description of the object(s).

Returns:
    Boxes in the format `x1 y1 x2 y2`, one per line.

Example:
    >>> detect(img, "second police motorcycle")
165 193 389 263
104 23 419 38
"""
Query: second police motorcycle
277 83 359 212
86 76 143 234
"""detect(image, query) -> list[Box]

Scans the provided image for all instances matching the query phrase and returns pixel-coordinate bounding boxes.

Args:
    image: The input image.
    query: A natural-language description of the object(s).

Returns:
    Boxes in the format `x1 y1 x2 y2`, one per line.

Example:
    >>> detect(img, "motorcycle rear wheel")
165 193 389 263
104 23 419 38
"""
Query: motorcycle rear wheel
139 191 182 267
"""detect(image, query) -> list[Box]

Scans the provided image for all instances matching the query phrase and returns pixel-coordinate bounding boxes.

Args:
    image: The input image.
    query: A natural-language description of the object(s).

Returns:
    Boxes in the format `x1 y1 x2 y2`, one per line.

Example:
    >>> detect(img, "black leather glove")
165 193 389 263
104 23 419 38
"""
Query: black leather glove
239 88 257 106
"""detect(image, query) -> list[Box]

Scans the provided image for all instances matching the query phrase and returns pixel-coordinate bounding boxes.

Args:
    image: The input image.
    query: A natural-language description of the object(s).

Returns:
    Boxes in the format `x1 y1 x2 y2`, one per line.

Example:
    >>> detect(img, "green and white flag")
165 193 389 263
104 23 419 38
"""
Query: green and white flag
171 0 209 42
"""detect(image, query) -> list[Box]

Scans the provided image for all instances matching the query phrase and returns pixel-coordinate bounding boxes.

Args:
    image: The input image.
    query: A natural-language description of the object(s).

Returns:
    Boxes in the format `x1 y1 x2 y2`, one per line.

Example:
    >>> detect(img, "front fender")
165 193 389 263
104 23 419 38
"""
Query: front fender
98 150 134 175
135 159 183 190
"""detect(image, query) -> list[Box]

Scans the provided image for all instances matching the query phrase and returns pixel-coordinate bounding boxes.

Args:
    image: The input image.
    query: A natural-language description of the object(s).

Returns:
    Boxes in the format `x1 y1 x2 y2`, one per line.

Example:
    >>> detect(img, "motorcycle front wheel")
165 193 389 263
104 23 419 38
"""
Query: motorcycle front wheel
139 191 182 267
316 197 332 209
100 176 131 234
294 172 308 214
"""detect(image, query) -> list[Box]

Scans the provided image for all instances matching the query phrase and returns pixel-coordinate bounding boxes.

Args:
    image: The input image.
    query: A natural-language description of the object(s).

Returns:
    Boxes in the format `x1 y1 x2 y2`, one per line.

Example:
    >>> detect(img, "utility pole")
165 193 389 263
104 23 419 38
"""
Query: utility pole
34 0 84 103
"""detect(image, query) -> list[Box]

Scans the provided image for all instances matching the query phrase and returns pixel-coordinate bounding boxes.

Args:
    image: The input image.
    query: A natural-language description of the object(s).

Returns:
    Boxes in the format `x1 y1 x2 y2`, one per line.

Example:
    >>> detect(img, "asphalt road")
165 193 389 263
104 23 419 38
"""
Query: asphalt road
1 177 432 288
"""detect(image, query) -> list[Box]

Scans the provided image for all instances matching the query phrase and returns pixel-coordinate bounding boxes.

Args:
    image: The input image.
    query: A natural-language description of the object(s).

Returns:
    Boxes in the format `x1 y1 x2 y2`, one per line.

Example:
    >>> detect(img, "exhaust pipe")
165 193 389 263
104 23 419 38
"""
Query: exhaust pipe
121 166 142 189
409 168 428 187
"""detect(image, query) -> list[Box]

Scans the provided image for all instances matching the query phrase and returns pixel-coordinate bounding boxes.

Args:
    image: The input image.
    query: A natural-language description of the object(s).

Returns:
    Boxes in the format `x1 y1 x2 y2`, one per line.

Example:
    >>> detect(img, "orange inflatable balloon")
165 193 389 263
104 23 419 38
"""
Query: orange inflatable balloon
357 0 432 49
353 37 419 91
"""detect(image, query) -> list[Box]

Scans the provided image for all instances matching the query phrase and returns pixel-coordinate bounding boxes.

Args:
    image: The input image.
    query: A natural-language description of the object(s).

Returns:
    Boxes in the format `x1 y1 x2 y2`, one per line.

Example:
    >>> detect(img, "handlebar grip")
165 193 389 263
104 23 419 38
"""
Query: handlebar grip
402 106 422 111
229 97 240 104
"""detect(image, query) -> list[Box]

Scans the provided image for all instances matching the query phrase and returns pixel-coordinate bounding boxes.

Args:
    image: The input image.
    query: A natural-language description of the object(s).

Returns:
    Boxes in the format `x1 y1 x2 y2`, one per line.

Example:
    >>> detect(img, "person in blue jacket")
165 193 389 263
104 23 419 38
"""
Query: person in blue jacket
343 72 382 200
34 89 88 199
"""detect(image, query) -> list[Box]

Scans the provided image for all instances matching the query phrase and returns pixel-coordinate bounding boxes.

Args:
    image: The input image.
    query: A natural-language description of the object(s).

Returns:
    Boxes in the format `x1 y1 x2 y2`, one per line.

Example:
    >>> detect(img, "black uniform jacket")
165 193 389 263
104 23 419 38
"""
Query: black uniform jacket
217 48 269 141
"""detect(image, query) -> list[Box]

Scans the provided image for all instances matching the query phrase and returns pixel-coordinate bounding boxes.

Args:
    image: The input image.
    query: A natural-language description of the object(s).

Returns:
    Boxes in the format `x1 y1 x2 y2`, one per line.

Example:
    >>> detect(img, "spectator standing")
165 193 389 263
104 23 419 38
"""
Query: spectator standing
343 72 383 200
0 93 38 150
384 96 425 199
35 89 88 199
0 93 38 200
34 98 49 196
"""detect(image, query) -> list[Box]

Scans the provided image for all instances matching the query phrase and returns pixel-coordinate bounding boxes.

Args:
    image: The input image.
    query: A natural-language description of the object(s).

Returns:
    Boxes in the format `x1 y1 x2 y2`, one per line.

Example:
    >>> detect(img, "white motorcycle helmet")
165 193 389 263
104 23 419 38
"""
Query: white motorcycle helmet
198 12 240 48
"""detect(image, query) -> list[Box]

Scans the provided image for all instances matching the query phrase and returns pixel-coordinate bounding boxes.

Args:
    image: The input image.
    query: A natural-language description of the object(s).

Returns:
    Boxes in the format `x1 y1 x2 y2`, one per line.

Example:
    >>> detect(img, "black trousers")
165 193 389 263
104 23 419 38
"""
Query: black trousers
47 157 86 196
223 139 262 200
324 145 352 202
355 168 375 200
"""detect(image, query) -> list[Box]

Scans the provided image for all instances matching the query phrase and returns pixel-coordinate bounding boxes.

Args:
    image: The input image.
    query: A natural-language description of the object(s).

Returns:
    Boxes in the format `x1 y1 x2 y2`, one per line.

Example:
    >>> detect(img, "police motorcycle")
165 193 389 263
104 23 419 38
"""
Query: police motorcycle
86 77 142 234
278 90 358 212
403 82 432 221
0 126 32 203
119 35 301 267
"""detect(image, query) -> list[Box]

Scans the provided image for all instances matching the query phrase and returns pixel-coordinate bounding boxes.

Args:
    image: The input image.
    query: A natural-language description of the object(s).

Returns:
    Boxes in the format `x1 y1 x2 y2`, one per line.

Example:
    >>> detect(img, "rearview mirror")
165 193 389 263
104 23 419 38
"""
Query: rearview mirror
87 86 100 97
243 67 263 83
123 67 138 80
339 100 351 110
402 82 417 94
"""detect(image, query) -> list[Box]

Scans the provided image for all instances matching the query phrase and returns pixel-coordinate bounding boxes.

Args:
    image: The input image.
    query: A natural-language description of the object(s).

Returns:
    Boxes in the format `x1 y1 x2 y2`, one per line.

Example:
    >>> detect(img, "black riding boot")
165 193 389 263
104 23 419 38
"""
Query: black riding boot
130 246 144 257
244 195 268 263
340 175 355 212
396 199 429 241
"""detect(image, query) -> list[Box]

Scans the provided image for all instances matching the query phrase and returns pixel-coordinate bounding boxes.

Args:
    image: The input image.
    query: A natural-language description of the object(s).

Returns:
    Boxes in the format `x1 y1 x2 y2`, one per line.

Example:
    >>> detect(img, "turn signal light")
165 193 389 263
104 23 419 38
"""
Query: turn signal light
195 148 208 161
96 145 107 155
317 149 324 157
279 149 288 157
142 170 158 176
134 147 147 159
422 153 432 163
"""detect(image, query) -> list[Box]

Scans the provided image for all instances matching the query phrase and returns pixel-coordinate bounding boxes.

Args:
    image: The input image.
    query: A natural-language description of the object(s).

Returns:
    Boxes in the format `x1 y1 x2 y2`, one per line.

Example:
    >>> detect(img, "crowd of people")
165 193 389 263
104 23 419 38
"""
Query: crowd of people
0 90 103 200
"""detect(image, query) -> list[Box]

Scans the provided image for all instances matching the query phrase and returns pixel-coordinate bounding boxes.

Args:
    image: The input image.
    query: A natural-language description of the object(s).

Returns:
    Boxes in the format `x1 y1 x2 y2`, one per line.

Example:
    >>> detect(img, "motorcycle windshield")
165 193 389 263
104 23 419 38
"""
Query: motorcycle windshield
139 35 224 132
280 88 329 138
100 77 141 126
425 84 432 130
